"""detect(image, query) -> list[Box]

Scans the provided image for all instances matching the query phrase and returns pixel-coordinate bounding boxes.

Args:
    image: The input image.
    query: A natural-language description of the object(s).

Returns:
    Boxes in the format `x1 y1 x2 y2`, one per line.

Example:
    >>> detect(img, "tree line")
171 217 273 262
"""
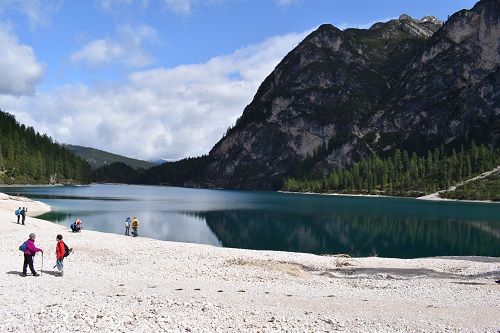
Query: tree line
283 142 500 197
91 155 210 186
0 111 92 184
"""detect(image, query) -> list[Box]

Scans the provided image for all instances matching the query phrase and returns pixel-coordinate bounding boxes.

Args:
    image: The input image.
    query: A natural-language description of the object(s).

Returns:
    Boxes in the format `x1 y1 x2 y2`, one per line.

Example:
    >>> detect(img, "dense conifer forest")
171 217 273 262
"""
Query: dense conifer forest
3 108 499 201
282 142 500 199
0 111 91 184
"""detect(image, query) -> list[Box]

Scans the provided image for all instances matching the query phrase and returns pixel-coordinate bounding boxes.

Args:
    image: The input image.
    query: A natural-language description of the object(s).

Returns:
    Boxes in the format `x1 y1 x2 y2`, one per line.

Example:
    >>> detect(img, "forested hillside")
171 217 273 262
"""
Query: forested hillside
0 111 91 185
64 144 156 170
283 141 500 199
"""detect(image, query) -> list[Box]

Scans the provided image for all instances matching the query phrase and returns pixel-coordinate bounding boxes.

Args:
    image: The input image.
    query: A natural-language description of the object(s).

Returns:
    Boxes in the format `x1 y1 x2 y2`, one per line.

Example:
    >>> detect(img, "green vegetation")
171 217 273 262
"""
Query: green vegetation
0 111 91 185
91 155 210 186
440 172 500 201
64 144 156 170
282 142 500 198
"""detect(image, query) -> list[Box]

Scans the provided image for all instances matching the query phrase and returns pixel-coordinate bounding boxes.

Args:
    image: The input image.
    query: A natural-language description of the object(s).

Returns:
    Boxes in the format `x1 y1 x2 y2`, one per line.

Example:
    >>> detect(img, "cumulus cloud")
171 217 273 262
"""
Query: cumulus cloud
0 0 63 29
71 23 159 69
1 30 309 161
0 27 45 95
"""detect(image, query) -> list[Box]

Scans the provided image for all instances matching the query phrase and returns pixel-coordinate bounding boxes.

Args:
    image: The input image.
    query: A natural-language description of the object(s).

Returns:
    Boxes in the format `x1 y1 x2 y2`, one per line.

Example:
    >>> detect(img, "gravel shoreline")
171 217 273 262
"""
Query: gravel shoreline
0 193 499 332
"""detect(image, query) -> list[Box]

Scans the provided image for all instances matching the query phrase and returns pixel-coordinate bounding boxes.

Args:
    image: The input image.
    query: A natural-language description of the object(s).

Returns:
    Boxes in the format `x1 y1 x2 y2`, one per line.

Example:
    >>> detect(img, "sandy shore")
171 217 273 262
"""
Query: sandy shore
0 193 499 332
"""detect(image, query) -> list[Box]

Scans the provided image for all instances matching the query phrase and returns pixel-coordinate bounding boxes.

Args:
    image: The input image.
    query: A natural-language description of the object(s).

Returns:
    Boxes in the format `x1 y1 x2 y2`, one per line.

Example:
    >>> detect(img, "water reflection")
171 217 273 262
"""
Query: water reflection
2 185 500 258
38 209 221 247
190 209 500 258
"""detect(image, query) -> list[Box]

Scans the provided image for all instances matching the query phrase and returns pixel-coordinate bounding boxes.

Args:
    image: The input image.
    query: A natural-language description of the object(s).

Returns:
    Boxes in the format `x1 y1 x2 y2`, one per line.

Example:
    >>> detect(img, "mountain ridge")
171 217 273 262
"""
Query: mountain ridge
203 0 499 190
63 144 156 170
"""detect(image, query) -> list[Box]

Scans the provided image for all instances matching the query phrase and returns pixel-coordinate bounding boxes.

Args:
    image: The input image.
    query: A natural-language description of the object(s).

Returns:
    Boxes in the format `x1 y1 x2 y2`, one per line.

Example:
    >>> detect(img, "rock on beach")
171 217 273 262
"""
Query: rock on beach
0 193 499 332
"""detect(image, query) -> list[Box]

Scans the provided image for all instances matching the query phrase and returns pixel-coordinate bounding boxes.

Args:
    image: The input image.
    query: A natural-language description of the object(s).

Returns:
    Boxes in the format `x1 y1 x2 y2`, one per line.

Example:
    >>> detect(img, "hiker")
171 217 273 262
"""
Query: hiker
16 207 21 223
131 217 139 237
71 219 82 232
55 234 65 276
20 207 27 225
125 217 131 236
22 233 43 277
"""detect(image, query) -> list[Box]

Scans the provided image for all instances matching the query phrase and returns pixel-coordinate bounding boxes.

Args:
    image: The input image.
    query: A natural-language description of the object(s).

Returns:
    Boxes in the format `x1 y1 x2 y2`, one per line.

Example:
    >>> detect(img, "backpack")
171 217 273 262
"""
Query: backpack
63 242 73 258
19 240 27 251
15 209 20 216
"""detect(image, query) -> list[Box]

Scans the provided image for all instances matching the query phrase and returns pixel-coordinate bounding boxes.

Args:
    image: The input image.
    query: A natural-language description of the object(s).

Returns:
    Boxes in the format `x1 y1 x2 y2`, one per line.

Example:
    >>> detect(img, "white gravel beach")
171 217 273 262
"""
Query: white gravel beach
0 192 499 332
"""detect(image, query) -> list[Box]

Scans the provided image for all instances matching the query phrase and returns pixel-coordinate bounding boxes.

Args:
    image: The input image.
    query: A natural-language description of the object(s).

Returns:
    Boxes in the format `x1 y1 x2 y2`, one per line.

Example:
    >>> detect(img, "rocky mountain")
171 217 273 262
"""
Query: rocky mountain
204 0 499 190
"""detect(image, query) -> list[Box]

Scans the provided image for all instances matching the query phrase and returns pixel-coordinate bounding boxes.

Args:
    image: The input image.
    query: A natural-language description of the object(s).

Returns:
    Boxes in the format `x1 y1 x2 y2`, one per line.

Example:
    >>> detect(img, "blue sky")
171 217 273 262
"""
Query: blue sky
0 0 478 162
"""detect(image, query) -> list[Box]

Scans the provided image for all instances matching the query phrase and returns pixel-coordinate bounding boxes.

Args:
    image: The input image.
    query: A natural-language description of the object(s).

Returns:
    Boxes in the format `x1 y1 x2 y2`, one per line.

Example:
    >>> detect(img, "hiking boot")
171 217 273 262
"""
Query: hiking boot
21 273 26 277
33 273 40 277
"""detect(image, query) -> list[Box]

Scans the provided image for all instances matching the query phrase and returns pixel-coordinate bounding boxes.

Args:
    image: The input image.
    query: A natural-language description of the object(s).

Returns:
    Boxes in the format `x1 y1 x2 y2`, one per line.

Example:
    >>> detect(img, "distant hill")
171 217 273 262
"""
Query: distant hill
63 144 157 170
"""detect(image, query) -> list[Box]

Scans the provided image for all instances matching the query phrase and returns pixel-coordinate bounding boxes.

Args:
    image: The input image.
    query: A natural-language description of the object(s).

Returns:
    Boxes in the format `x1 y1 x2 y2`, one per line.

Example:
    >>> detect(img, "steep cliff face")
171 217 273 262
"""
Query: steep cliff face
206 0 500 190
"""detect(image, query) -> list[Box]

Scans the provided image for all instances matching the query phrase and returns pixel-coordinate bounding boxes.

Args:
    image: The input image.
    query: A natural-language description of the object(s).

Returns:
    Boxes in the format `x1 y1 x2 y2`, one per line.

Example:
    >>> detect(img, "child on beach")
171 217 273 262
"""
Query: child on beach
22 233 43 277
55 234 65 276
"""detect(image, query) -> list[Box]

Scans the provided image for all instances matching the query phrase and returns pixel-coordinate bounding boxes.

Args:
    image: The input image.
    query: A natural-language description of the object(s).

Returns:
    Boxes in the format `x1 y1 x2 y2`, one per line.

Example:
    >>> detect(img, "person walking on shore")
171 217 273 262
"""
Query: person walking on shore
22 233 43 277
131 217 139 237
20 207 27 225
125 217 131 236
55 234 65 276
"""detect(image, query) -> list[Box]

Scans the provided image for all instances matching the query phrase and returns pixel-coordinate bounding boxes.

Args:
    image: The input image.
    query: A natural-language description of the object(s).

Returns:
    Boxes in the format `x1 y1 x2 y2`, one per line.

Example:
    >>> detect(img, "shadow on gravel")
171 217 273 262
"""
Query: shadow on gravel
332 267 458 279
452 281 487 285
433 256 500 264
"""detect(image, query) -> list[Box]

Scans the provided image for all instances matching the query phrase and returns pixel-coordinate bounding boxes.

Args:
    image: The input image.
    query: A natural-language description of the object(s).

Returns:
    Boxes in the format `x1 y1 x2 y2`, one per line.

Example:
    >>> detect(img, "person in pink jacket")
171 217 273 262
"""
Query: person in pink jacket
22 233 43 277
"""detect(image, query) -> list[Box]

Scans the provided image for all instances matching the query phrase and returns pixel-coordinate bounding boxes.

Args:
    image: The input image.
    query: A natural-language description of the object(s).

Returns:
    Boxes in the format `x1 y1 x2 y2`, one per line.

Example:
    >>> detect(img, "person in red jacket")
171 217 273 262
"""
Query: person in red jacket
22 233 43 277
55 234 65 276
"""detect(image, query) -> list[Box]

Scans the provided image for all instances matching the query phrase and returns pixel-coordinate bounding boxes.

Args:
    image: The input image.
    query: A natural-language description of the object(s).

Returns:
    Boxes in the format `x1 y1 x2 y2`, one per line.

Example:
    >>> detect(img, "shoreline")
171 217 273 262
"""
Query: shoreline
1 193 499 332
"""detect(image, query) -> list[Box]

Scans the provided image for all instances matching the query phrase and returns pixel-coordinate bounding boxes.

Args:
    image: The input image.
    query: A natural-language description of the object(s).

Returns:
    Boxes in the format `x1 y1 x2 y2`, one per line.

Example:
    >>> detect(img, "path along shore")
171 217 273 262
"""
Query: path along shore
0 192 499 332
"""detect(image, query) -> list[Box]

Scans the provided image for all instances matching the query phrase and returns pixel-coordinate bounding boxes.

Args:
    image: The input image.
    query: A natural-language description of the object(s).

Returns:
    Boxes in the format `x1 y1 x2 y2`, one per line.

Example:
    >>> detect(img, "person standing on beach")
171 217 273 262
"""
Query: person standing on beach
20 207 27 225
131 217 139 237
125 217 131 236
22 233 43 277
55 234 65 276
16 207 21 223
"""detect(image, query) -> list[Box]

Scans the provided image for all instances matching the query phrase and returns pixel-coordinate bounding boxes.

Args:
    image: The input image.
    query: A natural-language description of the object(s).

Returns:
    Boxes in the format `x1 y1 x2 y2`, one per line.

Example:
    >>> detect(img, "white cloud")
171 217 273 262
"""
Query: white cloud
1 30 308 161
0 0 63 29
0 27 45 95
71 23 158 69
274 0 302 6
96 0 149 13
161 0 192 16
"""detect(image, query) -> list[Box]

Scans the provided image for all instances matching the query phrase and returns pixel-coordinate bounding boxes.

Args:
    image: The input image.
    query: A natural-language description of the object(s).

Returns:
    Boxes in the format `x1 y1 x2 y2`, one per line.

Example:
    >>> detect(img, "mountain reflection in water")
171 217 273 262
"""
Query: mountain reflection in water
1 185 499 258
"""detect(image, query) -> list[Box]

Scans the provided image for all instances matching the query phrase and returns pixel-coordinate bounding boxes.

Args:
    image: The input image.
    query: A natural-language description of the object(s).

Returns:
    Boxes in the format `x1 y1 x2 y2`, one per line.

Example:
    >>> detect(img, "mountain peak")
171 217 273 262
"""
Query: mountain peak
204 0 499 190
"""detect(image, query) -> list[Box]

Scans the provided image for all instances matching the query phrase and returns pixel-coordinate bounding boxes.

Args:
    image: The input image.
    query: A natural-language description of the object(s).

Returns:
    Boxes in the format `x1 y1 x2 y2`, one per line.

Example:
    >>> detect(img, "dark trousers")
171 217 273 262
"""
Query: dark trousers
132 228 138 237
125 226 130 236
23 254 36 275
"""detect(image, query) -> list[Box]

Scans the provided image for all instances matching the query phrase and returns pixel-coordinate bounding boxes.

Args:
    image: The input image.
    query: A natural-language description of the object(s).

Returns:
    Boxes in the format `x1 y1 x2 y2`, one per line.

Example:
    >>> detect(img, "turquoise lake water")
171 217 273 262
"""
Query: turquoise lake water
2 184 499 258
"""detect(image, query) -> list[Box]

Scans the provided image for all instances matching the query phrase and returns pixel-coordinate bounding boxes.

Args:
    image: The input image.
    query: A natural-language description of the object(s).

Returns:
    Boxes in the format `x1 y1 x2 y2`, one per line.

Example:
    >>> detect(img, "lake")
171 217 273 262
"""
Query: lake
2 184 499 258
